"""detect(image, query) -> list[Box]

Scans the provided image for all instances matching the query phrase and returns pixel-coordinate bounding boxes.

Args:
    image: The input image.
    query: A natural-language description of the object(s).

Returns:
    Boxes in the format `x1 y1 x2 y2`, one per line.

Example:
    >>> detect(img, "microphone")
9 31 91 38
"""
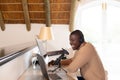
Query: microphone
62 48 69 55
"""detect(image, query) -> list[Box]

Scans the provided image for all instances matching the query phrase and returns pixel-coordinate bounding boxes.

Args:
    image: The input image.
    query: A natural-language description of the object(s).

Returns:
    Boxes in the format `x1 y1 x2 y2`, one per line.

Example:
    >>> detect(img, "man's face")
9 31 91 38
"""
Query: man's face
69 34 80 50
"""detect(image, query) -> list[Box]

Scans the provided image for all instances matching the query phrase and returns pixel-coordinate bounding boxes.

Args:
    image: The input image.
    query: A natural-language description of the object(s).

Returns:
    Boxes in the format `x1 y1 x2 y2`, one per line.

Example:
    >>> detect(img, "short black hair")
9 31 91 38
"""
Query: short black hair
70 30 85 43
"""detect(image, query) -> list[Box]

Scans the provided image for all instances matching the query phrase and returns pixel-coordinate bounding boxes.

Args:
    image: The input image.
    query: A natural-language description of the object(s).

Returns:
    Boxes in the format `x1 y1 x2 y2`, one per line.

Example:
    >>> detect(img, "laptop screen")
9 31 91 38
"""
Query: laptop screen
35 38 46 57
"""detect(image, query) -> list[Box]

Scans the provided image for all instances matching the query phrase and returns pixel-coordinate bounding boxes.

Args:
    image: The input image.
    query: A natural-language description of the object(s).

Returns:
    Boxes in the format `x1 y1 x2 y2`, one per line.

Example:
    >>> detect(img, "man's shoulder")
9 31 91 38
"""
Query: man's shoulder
85 42 94 47
81 42 95 52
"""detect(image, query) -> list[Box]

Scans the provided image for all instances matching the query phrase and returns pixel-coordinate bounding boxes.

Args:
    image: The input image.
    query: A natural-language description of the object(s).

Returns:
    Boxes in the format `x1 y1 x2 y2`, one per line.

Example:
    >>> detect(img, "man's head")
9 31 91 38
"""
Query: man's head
69 30 85 50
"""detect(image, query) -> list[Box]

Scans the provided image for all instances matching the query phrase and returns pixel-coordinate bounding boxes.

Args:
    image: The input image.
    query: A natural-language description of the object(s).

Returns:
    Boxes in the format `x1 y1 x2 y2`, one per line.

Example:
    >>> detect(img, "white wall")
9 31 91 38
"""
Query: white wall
0 24 71 80
0 47 33 80
0 24 71 51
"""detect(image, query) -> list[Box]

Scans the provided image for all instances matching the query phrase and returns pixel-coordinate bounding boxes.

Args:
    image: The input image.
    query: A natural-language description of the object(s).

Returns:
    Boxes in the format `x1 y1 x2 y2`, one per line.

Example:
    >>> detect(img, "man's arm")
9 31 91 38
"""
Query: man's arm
60 58 72 66
65 44 93 72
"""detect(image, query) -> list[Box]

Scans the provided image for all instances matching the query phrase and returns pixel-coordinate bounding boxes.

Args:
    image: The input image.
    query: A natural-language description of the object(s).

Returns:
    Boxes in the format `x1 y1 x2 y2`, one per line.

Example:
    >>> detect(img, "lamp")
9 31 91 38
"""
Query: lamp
38 26 53 52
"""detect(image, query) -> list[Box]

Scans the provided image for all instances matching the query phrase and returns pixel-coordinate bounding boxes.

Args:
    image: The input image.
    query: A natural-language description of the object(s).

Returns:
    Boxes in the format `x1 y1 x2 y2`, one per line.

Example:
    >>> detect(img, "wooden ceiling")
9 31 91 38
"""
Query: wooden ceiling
0 0 72 31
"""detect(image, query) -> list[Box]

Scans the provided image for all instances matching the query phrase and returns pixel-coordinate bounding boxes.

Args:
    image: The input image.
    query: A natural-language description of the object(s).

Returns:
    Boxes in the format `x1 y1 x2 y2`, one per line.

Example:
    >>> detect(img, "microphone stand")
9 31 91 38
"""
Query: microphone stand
51 53 67 73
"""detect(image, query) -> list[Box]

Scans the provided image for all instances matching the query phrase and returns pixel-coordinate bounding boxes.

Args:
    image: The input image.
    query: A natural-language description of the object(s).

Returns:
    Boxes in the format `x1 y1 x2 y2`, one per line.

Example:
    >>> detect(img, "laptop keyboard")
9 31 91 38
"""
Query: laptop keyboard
48 73 62 80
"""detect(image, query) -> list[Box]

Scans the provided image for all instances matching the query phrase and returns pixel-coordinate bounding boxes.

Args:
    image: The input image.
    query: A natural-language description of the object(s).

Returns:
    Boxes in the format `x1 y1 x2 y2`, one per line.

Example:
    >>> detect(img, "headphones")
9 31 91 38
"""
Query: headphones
79 39 83 43
79 36 84 43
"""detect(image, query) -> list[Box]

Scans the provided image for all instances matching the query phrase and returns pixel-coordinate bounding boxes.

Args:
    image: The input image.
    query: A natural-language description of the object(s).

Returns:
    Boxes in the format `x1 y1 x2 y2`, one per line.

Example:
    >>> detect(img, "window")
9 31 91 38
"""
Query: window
75 1 120 80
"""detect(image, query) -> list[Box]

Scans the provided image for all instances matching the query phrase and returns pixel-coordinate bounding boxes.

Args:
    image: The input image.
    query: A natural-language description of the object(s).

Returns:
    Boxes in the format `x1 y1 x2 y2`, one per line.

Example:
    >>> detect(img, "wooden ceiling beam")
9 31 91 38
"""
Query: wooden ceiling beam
21 0 31 31
44 0 51 27
0 11 5 31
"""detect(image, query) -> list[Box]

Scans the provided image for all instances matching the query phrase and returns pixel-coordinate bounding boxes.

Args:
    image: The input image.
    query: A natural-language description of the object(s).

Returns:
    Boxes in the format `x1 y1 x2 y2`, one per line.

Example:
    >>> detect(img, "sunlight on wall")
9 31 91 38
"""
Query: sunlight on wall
75 1 120 80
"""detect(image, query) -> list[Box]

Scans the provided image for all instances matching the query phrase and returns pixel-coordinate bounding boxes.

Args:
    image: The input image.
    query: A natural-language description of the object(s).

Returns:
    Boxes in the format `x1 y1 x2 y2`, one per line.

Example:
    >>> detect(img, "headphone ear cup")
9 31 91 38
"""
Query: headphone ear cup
79 39 83 43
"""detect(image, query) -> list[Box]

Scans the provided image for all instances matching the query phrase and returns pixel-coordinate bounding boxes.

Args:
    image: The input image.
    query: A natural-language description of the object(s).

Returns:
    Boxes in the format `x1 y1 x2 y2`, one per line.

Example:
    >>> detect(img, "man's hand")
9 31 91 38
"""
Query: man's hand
48 60 55 66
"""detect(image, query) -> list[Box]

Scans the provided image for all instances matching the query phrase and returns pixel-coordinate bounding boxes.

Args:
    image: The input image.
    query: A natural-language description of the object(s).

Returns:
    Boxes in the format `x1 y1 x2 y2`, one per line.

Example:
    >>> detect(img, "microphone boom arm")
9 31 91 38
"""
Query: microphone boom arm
51 48 69 72
54 53 64 65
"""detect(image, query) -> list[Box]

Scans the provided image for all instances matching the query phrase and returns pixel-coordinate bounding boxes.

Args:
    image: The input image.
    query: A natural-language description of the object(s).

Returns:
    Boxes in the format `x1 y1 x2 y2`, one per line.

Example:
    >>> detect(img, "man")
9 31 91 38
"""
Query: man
49 30 105 80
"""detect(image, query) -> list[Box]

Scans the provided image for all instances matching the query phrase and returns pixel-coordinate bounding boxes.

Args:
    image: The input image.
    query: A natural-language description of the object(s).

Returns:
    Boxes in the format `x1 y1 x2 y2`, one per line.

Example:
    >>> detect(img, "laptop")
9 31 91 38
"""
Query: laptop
35 38 62 80
37 54 62 80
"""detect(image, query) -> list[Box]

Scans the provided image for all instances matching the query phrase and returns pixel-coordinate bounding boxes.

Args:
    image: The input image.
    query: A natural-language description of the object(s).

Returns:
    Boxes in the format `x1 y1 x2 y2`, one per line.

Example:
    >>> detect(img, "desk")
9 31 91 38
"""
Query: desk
18 54 78 80
18 66 77 80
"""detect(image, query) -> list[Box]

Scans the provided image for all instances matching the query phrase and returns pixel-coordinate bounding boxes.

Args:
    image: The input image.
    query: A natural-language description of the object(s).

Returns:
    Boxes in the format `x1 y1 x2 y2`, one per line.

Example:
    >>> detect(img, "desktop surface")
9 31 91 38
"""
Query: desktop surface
18 51 77 80
18 65 76 80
